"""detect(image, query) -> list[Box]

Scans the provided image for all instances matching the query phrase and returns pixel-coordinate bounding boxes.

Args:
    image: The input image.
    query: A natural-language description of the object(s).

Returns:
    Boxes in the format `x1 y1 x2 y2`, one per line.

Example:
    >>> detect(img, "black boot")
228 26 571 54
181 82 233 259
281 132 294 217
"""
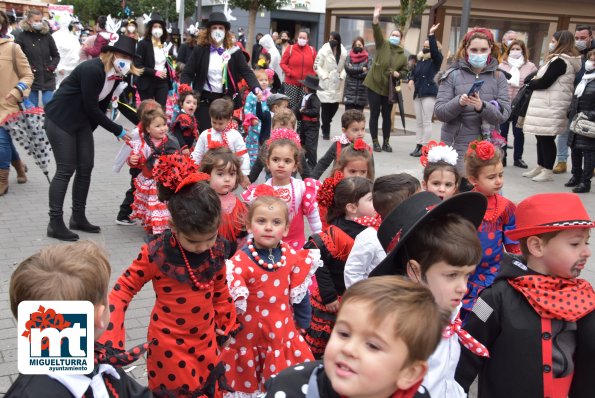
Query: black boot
382 140 393 153
573 182 591 193
409 144 422 157
70 211 101 233
48 216 79 241
564 176 580 187
372 140 382 152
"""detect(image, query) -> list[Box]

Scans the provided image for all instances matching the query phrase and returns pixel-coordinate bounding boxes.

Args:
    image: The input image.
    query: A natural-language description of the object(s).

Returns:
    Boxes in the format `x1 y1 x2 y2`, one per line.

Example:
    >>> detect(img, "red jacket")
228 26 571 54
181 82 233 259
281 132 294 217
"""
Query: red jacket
280 44 317 86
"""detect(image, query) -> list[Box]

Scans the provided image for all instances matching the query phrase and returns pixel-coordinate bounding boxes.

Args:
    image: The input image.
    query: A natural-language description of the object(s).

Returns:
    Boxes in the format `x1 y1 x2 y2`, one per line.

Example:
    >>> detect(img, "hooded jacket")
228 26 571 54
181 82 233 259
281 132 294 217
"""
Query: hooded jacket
434 57 511 173
363 23 408 97
52 19 81 87
0 37 33 124
14 19 60 91
523 54 582 136
314 42 347 104
259 34 283 82
455 254 595 398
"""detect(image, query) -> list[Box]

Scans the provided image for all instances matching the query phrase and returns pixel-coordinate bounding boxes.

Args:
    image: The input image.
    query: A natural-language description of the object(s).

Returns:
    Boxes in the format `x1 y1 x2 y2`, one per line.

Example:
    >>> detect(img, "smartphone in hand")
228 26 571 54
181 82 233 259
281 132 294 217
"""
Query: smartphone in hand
467 80 484 97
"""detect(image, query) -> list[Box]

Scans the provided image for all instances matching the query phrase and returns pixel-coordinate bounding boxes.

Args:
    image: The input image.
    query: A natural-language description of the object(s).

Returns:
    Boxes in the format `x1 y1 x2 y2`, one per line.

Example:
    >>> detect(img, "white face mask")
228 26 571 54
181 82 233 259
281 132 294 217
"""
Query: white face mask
575 40 587 51
113 58 131 76
586 60 595 71
127 25 136 33
211 29 225 43
297 38 307 46
549 42 556 52
509 50 523 59
31 22 43 31
152 28 163 39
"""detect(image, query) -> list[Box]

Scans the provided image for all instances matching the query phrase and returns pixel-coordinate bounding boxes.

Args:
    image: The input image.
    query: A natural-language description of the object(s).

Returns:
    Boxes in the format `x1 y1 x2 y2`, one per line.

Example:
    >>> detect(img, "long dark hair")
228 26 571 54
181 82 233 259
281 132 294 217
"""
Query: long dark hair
330 31 343 64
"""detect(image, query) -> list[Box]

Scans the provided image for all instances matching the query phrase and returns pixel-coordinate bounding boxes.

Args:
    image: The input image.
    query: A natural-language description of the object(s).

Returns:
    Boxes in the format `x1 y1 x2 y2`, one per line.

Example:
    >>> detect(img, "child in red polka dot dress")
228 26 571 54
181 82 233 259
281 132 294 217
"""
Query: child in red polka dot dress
222 186 321 397
98 155 239 397
461 141 520 319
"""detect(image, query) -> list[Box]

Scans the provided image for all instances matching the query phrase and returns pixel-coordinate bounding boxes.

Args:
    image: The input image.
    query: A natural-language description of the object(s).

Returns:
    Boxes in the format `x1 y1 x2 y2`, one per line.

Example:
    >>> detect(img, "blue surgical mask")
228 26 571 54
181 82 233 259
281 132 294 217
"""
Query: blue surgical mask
388 36 401 46
468 53 489 68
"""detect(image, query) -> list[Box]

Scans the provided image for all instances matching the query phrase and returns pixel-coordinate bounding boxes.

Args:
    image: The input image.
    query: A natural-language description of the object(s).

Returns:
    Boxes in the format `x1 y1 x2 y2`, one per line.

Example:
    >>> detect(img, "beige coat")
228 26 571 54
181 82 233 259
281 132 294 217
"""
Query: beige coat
314 42 347 103
523 54 582 136
0 38 33 124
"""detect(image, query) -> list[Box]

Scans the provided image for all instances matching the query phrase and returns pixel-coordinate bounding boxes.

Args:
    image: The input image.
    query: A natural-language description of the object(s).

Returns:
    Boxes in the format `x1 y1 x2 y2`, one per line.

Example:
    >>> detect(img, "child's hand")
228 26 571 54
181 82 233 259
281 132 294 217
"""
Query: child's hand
326 300 340 313
182 148 190 156
252 119 259 126
241 175 250 189
129 154 140 165
215 328 232 348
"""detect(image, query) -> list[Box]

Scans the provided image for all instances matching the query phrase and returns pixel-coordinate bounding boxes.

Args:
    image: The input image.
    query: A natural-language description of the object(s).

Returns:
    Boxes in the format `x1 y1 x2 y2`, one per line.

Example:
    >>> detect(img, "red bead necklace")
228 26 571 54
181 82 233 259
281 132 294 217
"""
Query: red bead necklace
173 234 215 290
248 240 287 270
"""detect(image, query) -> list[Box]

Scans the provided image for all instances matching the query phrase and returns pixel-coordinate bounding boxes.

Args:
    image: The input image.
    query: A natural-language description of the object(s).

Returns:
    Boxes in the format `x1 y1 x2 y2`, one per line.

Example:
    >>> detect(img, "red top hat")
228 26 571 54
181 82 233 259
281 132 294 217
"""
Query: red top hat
505 193 594 241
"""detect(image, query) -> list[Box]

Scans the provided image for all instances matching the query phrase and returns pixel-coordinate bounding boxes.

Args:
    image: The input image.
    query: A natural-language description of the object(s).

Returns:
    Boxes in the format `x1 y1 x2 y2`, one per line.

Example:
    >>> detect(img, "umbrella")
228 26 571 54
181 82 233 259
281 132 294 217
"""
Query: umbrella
2 103 52 182
388 75 406 131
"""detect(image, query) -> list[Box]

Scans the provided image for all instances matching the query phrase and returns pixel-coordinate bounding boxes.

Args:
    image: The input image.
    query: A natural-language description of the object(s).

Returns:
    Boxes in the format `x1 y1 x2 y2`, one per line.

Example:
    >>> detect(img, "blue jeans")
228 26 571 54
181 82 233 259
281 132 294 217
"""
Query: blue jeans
556 130 569 162
28 90 54 107
0 126 20 169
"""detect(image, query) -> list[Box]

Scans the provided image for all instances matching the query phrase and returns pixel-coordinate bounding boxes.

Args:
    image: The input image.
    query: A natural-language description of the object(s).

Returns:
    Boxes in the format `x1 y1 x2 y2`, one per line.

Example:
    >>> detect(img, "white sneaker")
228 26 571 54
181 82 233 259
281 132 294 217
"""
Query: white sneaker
522 166 543 178
532 169 554 182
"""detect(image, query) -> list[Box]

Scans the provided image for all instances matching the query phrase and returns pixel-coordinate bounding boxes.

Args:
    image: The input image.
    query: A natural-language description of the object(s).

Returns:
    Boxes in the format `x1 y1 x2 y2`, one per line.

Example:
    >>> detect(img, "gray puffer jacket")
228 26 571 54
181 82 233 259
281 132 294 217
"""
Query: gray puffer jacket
435 58 511 173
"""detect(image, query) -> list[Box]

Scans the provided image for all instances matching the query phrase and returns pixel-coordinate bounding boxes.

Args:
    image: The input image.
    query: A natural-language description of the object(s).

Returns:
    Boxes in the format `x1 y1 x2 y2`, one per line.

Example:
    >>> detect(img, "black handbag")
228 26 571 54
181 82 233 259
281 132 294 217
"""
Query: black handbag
510 84 532 119
388 74 401 104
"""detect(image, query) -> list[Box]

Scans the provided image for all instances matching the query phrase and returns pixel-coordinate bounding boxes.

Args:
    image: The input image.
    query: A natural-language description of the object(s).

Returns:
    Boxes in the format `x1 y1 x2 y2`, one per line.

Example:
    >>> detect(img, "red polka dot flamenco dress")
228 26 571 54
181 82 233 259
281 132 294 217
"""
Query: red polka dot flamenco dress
221 243 320 397
98 231 238 397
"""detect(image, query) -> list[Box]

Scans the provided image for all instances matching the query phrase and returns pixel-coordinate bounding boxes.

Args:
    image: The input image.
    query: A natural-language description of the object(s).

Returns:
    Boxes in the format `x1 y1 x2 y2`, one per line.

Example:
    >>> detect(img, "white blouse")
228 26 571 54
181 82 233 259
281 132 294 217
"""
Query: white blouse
203 48 224 93
153 45 166 73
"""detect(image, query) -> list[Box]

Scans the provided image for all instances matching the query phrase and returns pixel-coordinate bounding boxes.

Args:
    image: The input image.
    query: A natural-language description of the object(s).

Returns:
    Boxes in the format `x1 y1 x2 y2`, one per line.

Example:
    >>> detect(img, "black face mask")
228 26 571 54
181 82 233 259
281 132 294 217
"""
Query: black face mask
281 38 288 43
329 39 338 48
353 47 363 53
422 48 431 54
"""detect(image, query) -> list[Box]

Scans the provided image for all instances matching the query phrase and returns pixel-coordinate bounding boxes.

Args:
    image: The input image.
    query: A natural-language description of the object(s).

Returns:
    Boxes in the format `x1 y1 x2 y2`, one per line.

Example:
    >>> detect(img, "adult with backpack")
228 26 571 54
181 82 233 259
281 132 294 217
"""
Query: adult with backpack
280 30 317 114
434 27 511 179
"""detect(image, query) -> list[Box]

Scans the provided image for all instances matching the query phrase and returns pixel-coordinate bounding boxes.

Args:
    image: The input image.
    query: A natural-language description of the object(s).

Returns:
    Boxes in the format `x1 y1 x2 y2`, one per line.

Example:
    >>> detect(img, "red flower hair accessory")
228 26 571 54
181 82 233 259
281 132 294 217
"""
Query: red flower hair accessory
153 153 199 190
467 140 496 161
178 84 193 96
317 171 344 208
352 138 369 151
175 172 210 193
266 128 301 148
253 184 279 198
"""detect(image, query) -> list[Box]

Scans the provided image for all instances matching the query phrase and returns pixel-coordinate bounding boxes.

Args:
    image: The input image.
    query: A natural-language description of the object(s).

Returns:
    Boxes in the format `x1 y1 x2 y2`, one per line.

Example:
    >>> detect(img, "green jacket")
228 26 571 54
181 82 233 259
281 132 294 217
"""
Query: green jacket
363 23 408 97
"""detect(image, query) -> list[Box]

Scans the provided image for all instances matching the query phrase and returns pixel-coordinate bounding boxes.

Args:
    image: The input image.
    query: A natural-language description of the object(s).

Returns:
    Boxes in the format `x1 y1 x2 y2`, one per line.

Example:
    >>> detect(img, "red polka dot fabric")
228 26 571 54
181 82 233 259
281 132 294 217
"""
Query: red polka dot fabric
508 275 595 322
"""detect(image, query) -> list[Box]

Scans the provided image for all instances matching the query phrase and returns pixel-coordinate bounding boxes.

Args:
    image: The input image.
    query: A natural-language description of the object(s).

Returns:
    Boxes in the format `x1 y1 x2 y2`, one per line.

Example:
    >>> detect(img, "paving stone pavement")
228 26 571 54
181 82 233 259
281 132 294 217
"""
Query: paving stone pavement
0 106 594 395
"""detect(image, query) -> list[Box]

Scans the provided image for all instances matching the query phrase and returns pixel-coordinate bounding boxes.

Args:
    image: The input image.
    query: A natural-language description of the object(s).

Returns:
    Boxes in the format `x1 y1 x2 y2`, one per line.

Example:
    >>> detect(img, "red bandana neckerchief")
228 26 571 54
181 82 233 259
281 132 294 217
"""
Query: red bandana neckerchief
352 214 382 230
508 275 595 322
443 313 489 357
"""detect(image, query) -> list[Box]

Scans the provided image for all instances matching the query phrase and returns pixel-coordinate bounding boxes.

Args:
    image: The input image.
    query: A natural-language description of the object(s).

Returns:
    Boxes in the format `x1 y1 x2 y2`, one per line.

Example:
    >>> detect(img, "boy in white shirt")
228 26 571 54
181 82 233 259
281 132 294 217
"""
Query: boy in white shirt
344 173 420 288
192 98 251 187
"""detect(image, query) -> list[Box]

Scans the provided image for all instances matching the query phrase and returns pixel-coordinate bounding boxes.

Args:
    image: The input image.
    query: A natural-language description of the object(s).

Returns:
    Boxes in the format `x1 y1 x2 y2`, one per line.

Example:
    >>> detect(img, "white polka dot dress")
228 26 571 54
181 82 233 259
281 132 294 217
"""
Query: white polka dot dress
222 247 315 397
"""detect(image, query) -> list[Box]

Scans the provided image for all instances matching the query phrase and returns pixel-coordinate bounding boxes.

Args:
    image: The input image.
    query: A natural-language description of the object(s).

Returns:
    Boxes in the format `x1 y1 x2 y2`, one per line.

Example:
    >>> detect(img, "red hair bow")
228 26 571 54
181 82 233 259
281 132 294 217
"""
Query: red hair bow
208 140 227 150
153 154 199 190
317 171 344 208
266 128 301 148
178 84 193 95
175 172 211 193
352 138 369 151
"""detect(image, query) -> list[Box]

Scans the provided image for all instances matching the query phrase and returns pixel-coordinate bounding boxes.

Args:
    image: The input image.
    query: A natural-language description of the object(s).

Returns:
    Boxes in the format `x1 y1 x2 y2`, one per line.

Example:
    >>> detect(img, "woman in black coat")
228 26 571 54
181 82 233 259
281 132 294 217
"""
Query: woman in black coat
343 36 371 111
44 35 141 241
407 23 443 156
134 13 172 107
566 49 595 193
180 12 261 130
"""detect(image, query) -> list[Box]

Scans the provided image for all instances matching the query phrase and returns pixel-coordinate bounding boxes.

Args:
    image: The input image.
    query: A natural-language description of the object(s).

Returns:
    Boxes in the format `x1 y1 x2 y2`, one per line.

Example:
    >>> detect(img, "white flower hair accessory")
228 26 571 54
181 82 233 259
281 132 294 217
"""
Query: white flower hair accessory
420 140 458 167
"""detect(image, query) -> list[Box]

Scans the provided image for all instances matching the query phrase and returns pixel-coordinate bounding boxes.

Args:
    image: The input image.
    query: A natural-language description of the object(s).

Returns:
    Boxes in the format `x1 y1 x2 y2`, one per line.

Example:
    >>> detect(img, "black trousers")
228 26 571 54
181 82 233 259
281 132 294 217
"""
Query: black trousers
571 148 595 184
117 167 141 220
46 119 94 219
300 121 320 169
367 89 392 141
138 79 170 109
536 135 556 169
196 91 227 132
345 104 365 111
320 102 339 139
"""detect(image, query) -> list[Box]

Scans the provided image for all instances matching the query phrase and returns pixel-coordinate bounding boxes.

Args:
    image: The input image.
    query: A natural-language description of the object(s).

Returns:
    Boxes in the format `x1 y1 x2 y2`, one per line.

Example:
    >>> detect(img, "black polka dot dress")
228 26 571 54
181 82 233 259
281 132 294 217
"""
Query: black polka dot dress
98 231 237 396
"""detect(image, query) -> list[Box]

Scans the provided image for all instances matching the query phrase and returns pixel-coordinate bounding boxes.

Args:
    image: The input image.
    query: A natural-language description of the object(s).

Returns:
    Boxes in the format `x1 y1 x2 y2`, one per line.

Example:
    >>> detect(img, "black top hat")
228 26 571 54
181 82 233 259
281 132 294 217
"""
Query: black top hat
147 13 166 29
299 75 322 91
206 12 230 31
101 34 138 58
370 191 487 277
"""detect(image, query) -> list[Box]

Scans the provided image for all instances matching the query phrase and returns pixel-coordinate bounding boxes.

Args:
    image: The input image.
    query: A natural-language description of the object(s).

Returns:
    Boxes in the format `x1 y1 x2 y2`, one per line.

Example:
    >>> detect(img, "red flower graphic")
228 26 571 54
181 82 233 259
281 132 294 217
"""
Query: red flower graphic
22 306 72 350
